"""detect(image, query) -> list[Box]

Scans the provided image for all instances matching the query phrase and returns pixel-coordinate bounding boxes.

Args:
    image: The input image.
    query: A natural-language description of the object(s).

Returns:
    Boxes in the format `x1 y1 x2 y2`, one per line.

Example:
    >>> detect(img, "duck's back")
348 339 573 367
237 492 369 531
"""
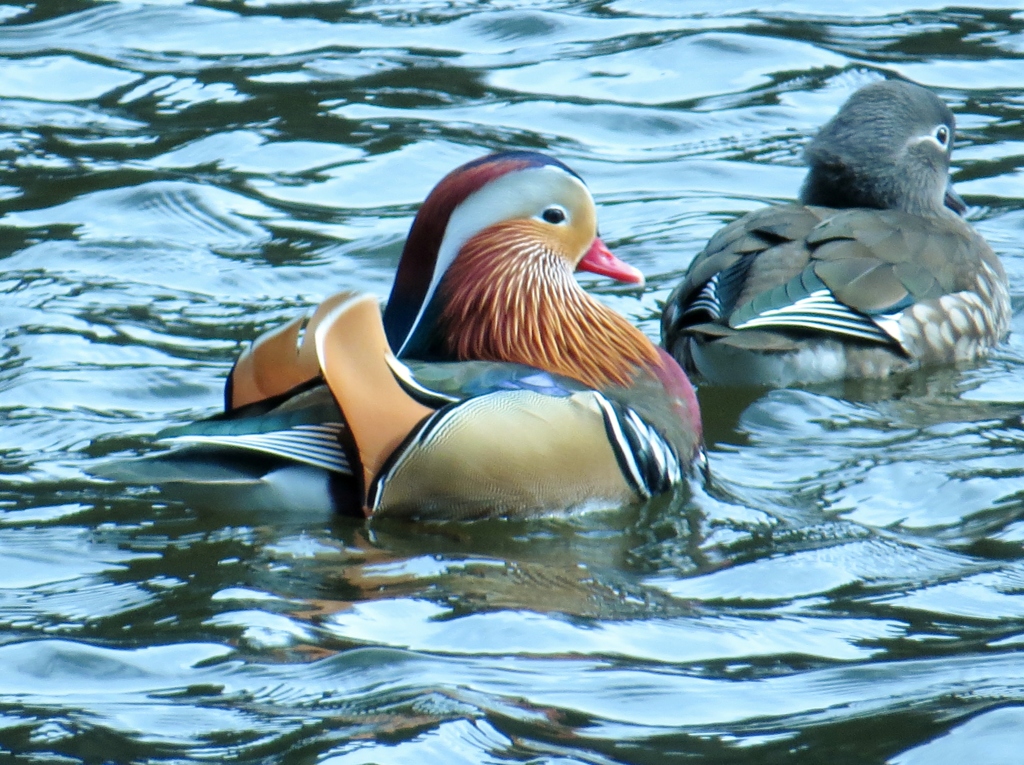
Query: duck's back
662 203 1009 386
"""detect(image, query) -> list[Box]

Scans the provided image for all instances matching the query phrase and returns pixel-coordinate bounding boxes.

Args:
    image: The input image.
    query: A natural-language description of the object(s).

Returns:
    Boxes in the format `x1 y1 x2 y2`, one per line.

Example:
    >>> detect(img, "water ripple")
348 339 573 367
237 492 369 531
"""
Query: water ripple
1 1 1023 762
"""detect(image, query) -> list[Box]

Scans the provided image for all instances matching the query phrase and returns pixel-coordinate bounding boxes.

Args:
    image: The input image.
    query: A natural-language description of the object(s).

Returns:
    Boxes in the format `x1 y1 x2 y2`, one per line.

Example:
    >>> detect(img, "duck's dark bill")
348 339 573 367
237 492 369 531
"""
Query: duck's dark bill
945 181 967 214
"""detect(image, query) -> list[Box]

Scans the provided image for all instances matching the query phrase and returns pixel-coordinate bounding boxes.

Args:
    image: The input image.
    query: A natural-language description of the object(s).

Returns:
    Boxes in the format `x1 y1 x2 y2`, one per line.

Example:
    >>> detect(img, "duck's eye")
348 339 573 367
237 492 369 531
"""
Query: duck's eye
541 206 567 224
935 125 950 146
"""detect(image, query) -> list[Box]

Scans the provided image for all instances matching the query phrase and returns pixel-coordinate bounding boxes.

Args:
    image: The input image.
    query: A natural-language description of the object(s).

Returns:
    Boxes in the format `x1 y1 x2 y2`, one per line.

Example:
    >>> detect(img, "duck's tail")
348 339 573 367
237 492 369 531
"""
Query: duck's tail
313 293 435 506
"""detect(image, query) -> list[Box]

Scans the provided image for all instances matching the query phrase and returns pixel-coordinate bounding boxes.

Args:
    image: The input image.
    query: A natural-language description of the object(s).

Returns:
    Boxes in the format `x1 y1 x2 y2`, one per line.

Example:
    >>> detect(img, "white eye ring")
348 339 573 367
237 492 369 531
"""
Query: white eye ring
541 206 568 224
935 125 950 147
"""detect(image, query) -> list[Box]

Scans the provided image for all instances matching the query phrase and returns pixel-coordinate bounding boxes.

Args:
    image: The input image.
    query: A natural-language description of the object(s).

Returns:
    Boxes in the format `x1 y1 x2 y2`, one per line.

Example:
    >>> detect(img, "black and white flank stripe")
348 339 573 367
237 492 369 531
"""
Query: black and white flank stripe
594 395 682 499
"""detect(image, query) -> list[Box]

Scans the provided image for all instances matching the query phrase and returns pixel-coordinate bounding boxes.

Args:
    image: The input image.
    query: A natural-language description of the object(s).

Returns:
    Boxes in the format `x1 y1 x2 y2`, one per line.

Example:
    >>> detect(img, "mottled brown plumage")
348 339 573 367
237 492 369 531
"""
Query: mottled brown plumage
661 80 1009 386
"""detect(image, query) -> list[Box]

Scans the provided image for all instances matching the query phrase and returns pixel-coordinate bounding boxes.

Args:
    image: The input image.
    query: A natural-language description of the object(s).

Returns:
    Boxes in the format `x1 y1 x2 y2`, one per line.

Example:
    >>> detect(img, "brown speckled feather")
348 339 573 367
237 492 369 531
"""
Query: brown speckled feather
662 204 1009 383
662 80 1010 386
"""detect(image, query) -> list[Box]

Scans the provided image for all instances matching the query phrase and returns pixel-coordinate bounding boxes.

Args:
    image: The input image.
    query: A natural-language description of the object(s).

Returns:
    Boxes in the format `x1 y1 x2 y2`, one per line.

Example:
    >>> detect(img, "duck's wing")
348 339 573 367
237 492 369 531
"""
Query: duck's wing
316 294 682 520
226 290 358 410
662 205 827 350
116 342 593 485
159 383 351 474
802 209 1009 358
663 206 1007 358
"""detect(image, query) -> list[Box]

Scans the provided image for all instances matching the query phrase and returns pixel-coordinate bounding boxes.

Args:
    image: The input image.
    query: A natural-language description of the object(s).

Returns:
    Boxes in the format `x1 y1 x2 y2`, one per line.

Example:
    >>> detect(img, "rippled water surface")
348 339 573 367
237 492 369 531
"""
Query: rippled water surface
2 1 1024 762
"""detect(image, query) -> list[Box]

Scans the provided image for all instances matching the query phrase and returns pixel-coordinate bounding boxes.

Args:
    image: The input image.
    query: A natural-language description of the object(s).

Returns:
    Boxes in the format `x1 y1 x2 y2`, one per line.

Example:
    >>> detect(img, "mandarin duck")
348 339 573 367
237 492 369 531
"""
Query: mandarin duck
128 151 704 519
661 79 1010 387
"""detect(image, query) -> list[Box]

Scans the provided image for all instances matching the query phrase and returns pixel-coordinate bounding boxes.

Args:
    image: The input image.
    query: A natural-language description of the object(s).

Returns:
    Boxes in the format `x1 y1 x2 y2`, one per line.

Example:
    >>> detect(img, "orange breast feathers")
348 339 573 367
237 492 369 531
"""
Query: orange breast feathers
436 219 662 391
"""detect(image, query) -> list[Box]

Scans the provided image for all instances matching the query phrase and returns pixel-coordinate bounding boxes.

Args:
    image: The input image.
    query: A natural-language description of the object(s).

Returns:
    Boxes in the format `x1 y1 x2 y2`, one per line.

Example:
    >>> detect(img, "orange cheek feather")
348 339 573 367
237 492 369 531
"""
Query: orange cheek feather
436 222 661 390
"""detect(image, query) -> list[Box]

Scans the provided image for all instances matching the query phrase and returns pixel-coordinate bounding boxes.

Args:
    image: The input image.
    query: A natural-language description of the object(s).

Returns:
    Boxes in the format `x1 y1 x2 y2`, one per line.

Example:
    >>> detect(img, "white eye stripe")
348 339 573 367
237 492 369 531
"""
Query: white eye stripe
395 166 592 356
907 129 952 152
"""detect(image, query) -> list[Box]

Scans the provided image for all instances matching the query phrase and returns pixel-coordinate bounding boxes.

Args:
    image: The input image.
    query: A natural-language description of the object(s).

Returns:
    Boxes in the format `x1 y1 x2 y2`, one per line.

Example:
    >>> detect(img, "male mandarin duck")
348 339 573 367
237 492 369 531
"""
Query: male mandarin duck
141 151 704 519
661 79 1010 387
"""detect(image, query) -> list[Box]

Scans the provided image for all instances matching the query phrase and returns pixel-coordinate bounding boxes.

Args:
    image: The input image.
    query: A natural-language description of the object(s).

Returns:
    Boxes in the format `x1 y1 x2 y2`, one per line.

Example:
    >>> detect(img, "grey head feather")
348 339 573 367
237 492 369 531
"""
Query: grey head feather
799 80 957 217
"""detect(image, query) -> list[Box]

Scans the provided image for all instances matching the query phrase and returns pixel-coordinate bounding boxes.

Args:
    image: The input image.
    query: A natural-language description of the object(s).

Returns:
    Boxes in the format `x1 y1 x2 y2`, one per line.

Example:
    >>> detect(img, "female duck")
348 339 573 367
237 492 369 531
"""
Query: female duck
159 151 704 519
661 79 1010 386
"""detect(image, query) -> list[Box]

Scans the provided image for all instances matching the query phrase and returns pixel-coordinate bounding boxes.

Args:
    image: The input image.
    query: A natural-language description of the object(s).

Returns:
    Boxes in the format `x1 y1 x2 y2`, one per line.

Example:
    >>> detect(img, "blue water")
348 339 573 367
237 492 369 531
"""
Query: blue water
1 1 1024 762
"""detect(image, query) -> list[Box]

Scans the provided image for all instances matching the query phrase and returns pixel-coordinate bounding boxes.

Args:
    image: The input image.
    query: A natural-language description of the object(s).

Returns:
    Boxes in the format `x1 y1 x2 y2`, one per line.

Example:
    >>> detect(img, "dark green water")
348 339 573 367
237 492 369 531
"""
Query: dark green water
1 1 1024 762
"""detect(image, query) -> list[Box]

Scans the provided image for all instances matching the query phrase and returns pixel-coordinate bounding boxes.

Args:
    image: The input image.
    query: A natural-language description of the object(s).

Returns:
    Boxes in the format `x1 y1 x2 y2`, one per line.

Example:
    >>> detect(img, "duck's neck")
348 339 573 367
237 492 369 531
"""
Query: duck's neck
800 152 947 218
435 222 661 390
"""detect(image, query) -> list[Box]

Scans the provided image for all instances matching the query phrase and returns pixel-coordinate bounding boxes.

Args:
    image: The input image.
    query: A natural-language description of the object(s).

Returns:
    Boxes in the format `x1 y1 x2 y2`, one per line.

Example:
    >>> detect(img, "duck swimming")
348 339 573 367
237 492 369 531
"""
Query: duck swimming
661 79 1010 387
148 151 704 519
